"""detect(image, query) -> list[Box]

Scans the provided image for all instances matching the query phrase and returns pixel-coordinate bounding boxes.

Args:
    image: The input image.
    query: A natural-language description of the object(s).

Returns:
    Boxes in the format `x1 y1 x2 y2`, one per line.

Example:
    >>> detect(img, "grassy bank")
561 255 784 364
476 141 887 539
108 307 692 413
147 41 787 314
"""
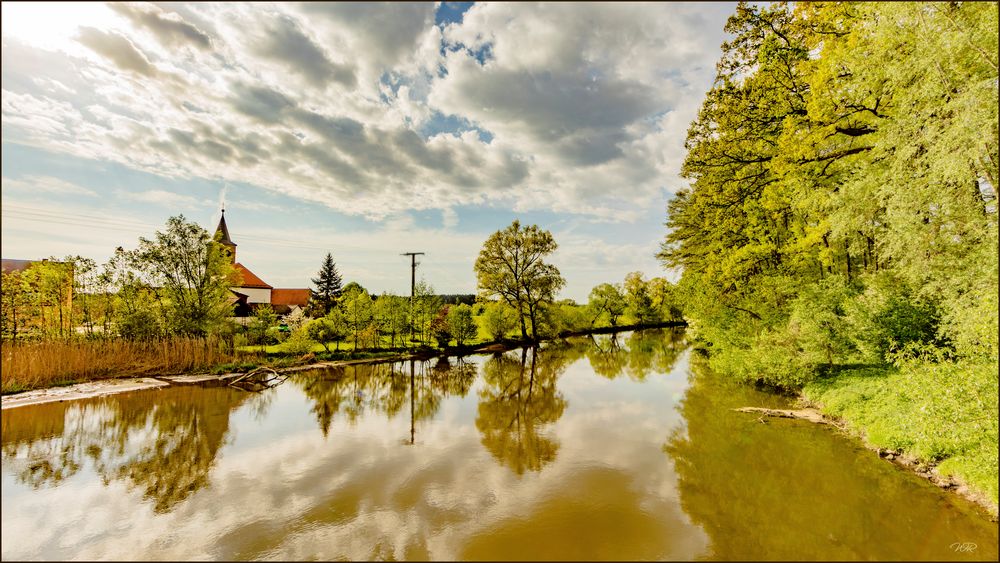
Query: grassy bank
802 361 999 508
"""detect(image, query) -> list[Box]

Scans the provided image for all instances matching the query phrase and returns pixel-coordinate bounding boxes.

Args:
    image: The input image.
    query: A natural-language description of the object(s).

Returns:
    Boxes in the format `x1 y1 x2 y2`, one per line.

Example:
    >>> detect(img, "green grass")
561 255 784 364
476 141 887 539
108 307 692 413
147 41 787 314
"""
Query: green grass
803 361 999 505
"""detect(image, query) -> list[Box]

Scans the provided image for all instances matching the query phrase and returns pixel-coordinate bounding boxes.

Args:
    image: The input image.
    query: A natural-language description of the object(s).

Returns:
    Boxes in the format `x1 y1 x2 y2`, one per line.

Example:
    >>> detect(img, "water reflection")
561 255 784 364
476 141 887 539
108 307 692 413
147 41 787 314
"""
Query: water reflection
476 347 568 474
294 358 477 440
664 353 999 561
2 386 249 513
2 330 996 561
586 327 685 380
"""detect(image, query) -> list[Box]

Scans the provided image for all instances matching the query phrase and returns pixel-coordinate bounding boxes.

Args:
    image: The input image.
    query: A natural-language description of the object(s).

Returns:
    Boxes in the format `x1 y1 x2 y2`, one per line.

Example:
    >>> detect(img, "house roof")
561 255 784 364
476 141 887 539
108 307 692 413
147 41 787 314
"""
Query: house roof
1 259 33 274
271 288 311 306
232 262 272 289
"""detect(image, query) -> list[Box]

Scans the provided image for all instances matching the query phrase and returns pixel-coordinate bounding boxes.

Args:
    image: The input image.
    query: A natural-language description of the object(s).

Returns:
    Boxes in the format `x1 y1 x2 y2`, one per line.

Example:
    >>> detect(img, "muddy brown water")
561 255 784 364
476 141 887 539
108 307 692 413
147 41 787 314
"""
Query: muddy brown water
2 329 997 560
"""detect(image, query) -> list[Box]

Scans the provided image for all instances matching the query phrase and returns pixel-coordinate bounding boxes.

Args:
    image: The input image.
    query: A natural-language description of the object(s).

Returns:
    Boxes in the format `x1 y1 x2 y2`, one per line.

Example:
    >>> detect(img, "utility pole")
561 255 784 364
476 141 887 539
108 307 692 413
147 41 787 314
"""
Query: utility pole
401 252 425 346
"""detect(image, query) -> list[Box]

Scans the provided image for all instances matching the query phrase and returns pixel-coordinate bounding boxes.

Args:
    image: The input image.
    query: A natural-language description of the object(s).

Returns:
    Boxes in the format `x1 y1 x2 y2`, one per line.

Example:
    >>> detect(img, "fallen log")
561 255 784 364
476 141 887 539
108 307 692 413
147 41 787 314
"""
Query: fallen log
733 406 830 425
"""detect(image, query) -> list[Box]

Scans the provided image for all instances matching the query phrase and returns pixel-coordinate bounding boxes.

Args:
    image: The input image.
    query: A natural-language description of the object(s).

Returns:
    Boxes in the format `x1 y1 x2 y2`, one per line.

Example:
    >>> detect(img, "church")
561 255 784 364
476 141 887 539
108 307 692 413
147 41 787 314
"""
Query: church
214 211 311 317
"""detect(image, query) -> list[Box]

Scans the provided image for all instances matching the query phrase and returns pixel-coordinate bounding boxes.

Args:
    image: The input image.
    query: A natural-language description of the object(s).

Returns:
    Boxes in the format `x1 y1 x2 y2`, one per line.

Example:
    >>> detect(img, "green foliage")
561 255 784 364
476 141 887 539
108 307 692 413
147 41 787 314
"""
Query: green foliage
249 305 278 346
306 317 337 352
787 276 857 367
342 289 374 349
843 274 942 363
264 326 288 344
662 1 998 387
133 215 236 337
480 301 516 341
283 327 316 356
587 283 627 327
116 307 162 341
447 304 476 345
474 220 565 341
341 281 365 298
623 272 657 325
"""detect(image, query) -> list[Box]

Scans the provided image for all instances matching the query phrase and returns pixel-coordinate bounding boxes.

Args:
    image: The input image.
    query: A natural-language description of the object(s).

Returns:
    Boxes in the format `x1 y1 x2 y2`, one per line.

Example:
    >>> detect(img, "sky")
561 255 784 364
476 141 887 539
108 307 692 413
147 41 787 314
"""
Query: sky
1 2 735 302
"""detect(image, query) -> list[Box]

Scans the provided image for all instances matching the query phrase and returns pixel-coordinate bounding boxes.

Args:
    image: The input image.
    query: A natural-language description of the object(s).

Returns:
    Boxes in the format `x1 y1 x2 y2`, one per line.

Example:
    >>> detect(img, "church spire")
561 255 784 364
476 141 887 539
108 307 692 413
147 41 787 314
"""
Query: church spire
215 209 237 263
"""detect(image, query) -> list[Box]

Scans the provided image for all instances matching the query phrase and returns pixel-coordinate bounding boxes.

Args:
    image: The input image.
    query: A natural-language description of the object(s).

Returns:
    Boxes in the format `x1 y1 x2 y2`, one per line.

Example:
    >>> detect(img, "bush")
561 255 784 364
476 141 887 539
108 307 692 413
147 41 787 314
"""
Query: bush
264 326 287 344
117 309 161 341
447 304 477 346
283 327 316 356
844 273 941 363
709 327 814 388
788 276 857 367
480 301 515 341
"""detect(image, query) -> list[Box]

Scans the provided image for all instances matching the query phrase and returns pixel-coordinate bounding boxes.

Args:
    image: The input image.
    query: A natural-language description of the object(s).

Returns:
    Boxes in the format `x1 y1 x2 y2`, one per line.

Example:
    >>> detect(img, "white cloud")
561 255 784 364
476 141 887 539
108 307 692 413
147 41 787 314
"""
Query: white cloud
0 3 732 222
2 175 97 197
120 188 209 209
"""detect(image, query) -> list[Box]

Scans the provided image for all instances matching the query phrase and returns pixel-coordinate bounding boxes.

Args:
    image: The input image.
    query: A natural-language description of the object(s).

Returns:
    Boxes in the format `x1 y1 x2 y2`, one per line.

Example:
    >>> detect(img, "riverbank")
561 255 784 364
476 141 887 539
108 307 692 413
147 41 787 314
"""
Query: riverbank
733 360 999 520
1 322 685 405
801 362 998 519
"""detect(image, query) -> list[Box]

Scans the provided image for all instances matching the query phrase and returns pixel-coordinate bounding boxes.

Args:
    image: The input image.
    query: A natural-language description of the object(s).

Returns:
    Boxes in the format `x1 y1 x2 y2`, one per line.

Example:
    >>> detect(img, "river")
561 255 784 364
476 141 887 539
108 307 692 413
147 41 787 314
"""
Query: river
2 329 996 560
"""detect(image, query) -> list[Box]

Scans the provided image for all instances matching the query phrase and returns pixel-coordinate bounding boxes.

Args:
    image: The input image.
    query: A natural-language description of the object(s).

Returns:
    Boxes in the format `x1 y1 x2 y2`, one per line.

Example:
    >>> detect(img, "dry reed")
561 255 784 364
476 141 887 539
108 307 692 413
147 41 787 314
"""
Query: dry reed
1 337 262 394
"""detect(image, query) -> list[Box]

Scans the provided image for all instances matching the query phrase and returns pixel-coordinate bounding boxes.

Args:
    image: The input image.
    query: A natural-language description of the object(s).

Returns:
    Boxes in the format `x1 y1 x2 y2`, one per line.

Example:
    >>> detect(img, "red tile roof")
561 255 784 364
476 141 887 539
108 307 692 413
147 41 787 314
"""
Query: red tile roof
232 263 272 289
271 288 311 306
2 259 33 274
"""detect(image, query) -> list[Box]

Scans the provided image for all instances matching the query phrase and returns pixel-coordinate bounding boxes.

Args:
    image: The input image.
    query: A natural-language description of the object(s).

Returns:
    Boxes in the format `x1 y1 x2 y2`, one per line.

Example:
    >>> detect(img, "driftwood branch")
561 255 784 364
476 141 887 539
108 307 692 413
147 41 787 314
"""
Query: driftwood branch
733 407 830 425
229 366 280 388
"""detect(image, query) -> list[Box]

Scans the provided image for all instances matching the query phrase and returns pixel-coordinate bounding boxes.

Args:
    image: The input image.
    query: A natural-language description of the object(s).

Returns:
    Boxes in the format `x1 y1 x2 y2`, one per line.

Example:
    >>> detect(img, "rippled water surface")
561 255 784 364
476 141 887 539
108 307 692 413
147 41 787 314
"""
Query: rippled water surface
2 329 997 560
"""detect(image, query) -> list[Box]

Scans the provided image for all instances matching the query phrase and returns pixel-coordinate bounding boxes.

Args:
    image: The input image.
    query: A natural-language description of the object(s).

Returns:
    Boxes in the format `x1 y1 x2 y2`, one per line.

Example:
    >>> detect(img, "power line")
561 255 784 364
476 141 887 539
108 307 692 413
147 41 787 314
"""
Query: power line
1 205 376 252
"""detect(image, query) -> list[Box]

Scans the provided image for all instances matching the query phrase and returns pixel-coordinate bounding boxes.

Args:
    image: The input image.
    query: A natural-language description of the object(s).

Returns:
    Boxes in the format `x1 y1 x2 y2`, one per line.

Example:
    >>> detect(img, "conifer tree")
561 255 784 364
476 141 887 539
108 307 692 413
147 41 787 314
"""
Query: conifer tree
311 253 343 314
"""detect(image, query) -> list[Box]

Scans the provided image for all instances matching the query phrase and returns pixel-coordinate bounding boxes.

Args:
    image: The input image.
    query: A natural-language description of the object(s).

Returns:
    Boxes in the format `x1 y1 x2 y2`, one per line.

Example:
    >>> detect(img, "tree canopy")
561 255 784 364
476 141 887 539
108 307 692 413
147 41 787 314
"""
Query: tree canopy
474 220 565 341
661 1 998 385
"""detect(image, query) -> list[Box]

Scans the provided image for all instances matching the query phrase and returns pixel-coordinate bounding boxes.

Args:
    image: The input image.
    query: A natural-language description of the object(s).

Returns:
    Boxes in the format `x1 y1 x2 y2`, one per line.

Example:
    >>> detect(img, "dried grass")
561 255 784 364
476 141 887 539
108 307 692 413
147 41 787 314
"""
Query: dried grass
1 338 260 393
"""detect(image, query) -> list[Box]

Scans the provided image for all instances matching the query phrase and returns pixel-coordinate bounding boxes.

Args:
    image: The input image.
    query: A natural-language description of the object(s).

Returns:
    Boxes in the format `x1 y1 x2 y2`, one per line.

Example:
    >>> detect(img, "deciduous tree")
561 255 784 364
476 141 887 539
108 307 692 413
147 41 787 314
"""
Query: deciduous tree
474 220 565 342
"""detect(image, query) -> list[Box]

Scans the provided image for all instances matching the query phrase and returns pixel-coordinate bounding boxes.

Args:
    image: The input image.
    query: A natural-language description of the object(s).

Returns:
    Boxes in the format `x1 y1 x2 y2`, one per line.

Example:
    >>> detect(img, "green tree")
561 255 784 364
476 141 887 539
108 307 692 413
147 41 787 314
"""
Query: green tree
375 294 408 348
474 220 565 342
310 253 343 314
587 283 627 327
249 305 278 349
1 270 31 341
447 303 477 346
480 301 516 341
411 279 441 345
341 281 365 298
624 272 657 325
132 215 235 336
342 289 373 349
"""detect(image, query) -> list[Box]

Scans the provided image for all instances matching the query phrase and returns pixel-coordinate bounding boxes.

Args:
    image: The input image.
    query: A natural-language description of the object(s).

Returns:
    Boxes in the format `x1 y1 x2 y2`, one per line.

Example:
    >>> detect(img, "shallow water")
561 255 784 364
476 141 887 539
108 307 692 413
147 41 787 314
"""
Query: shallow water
2 329 996 560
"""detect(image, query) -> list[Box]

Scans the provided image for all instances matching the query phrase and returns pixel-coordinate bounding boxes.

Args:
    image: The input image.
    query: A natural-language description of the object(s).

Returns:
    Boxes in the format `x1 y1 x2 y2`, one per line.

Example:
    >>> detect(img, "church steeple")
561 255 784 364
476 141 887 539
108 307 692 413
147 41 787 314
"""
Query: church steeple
216 209 237 263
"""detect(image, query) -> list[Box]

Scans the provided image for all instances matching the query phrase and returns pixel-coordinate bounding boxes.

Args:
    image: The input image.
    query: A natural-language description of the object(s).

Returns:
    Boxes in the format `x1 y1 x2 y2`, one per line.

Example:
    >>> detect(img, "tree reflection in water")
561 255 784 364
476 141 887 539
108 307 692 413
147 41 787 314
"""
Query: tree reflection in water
586 327 686 381
475 346 570 475
1 386 249 513
294 357 477 440
663 354 999 560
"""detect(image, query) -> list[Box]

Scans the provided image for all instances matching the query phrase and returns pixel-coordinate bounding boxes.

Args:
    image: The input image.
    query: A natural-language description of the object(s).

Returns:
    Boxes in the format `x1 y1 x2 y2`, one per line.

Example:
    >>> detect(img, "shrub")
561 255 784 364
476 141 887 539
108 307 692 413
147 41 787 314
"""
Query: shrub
447 304 477 346
480 301 515 341
283 327 316 356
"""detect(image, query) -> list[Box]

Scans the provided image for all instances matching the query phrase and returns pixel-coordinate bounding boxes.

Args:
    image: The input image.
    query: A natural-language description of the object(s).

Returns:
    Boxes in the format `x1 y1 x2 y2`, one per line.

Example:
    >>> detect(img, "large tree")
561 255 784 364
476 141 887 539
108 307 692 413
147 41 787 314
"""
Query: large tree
474 220 565 342
132 215 235 337
310 253 344 314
